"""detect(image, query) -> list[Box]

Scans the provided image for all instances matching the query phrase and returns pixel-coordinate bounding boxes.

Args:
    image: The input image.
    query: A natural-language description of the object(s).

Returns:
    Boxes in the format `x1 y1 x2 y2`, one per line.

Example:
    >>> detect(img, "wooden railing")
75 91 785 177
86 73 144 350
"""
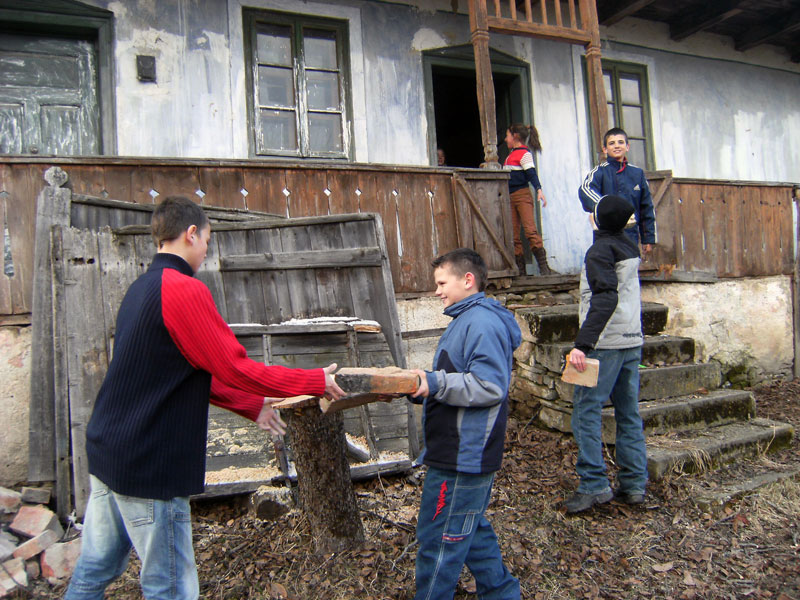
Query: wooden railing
485 0 591 44
646 172 794 278
0 158 516 316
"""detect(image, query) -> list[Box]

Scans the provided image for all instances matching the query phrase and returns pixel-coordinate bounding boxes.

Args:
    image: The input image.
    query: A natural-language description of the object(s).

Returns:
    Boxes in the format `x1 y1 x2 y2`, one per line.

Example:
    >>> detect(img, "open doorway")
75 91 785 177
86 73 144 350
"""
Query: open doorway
424 45 532 168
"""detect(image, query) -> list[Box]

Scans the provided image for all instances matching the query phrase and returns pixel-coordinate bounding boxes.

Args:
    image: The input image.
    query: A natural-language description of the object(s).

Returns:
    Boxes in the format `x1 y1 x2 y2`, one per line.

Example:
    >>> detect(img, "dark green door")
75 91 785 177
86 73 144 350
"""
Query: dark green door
0 33 100 155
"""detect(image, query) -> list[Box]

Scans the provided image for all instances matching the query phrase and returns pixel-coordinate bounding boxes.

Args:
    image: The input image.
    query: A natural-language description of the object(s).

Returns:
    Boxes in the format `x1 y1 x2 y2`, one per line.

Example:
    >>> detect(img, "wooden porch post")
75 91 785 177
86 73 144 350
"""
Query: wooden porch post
580 0 608 162
469 0 500 169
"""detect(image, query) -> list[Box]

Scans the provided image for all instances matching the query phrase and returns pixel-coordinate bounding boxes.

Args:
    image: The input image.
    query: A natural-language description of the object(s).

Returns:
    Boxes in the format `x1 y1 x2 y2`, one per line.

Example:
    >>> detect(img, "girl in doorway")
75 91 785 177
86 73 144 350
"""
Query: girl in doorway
503 123 556 275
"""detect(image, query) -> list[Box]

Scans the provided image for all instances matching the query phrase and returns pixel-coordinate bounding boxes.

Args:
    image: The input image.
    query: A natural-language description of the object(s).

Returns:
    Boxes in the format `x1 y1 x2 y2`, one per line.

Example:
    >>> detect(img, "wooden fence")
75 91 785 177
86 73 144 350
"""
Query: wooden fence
0 158 515 316
646 172 795 278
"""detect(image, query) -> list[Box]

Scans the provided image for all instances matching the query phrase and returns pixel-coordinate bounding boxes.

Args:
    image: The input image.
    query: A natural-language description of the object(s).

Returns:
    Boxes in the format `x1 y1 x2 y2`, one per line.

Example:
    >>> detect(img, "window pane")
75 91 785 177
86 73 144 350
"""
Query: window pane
628 138 647 167
621 105 644 138
258 65 294 107
619 73 641 104
607 103 616 127
260 109 297 151
603 71 613 102
257 24 292 66
308 112 342 152
304 28 337 70
306 70 339 110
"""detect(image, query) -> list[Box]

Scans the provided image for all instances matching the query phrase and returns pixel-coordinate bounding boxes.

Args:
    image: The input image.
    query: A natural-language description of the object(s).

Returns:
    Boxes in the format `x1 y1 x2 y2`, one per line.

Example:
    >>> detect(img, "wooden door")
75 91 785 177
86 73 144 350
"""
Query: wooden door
0 33 100 156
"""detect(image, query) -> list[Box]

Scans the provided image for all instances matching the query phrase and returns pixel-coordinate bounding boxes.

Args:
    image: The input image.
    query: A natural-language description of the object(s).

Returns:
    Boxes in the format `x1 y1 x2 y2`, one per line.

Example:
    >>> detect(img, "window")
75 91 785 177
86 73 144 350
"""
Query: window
600 61 654 170
244 10 351 159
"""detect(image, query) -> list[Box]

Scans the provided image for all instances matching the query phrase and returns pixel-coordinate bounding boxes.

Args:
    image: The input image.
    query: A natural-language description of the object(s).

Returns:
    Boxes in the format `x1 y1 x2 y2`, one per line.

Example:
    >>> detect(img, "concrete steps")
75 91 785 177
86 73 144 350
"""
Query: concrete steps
539 388 756 442
646 418 795 480
511 300 796 482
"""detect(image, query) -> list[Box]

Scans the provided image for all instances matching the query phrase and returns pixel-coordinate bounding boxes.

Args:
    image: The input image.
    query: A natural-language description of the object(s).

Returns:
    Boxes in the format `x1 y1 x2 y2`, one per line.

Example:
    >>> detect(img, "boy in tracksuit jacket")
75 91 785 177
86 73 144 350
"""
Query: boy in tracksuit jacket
579 127 656 254
563 195 648 514
411 248 522 600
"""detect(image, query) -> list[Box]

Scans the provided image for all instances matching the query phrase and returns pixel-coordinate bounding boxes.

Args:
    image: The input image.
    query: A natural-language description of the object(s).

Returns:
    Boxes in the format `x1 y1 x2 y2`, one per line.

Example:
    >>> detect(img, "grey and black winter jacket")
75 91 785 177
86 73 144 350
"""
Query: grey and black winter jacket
575 196 644 353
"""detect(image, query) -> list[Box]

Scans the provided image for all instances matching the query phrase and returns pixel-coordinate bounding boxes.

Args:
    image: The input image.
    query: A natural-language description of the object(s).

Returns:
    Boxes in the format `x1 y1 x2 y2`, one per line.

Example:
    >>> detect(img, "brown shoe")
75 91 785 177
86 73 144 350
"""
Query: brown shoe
532 248 557 276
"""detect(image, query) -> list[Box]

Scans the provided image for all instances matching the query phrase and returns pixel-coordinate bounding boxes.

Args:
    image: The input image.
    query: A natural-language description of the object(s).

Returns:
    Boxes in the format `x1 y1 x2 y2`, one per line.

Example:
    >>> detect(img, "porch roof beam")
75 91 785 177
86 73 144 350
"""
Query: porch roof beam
734 8 800 52
598 0 657 27
486 16 591 45
669 0 745 42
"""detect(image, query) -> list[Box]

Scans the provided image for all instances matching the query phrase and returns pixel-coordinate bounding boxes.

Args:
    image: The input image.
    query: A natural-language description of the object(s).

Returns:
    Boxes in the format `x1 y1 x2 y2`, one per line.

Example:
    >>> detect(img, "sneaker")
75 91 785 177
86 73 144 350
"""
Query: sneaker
614 489 645 505
563 489 613 514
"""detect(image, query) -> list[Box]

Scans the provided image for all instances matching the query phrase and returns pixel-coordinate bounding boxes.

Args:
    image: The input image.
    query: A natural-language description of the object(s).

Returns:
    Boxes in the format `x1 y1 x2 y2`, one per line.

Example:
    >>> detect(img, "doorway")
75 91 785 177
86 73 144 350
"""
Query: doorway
424 45 532 168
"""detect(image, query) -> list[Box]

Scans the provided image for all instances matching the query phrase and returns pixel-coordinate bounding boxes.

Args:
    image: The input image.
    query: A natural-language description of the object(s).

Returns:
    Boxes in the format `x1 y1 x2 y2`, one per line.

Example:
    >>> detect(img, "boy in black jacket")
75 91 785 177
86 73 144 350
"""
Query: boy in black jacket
564 195 648 514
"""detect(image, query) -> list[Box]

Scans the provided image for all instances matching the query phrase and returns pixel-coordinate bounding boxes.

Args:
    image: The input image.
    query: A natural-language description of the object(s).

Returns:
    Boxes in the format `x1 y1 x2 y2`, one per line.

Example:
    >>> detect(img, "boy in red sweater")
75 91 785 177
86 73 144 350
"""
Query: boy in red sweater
65 197 344 600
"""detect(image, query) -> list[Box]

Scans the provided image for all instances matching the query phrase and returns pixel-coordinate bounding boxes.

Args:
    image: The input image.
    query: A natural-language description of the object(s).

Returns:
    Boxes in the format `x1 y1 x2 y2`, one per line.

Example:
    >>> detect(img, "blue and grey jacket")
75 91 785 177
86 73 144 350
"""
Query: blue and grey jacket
575 196 644 353
578 158 656 245
414 292 521 474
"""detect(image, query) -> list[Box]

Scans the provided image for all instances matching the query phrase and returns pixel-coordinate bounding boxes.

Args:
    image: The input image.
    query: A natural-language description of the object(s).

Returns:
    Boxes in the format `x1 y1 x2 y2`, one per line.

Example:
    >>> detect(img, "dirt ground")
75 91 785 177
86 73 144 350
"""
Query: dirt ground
19 380 800 599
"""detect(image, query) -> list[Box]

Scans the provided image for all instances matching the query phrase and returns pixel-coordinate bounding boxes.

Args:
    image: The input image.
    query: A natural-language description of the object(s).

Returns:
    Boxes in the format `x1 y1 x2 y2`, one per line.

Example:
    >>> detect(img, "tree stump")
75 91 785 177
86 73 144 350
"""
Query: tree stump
287 407 365 554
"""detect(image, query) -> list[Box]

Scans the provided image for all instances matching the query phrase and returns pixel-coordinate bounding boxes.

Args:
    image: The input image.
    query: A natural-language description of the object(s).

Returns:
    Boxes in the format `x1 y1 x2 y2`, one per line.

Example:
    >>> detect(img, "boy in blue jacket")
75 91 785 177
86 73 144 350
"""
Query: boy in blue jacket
411 248 521 600
579 127 656 255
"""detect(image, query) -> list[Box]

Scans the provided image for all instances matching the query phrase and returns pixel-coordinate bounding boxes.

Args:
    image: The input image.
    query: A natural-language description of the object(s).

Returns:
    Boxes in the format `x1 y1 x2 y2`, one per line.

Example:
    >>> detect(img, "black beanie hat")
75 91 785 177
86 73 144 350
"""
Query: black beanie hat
593 195 635 232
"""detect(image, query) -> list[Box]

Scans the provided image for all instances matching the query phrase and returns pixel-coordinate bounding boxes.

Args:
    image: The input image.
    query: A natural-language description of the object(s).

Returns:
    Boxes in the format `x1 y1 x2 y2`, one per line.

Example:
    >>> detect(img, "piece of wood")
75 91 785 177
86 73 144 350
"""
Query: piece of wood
334 367 420 396
561 356 599 387
270 395 318 410
320 393 397 414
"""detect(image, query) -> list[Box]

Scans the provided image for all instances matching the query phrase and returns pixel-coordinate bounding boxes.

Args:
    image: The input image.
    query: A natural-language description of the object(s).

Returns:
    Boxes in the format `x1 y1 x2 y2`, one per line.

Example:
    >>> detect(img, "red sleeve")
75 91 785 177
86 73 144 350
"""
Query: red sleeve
161 269 326 411
209 377 265 421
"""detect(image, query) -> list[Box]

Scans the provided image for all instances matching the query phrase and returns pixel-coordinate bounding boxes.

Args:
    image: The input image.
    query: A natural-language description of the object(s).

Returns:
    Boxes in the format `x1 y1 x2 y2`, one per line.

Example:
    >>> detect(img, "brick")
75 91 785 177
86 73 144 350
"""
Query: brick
20 487 51 505
13 529 60 561
0 557 27 596
40 537 82 581
0 488 21 514
9 505 64 539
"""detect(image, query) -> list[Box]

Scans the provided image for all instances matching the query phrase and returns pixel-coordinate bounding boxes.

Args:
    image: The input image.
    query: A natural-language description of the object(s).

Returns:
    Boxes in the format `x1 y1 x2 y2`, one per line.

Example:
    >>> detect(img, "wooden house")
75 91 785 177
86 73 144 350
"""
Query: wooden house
0 0 798 487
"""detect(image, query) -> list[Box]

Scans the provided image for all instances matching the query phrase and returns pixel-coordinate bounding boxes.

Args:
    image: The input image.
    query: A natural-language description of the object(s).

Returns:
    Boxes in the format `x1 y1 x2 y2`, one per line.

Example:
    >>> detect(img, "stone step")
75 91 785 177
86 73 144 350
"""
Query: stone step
534 335 696 373
692 465 800 513
538 389 755 440
515 302 668 345
554 362 722 404
646 418 795 480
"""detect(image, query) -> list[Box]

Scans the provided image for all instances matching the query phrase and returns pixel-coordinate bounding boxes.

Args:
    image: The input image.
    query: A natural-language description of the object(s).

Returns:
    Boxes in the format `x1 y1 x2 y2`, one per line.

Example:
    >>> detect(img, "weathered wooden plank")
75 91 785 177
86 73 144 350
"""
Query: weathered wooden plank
0 164 13 315
149 166 201 201
285 169 329 218
250 226 292 324
199 167 246 210
61 228 111 517
743 185 765 275
241 167 287 215
197 227 229 322
6 164 38 313
778 192 794 274
279 225 321 319
97 230 141 360
675 185 703 273
219 247 383 271
49 227 72 518
306 222 354 317
428 173 458 260
99 166 133 204
216 228 267 325
66 165 105 197
28 172 71 482
325 170 362 214
398 171 434 292
700 186 727 277
723 185 744 276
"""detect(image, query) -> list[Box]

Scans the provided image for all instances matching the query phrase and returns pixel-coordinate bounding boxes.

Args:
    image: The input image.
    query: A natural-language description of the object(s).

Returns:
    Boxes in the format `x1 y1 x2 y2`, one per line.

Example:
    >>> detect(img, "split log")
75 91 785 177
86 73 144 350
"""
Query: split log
320 367 419 413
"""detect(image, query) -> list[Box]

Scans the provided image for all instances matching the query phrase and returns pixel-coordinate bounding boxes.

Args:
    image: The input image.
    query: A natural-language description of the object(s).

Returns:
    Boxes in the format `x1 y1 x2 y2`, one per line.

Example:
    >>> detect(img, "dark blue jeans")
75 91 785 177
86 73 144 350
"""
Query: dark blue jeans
571 347 648 495
415 467 520 600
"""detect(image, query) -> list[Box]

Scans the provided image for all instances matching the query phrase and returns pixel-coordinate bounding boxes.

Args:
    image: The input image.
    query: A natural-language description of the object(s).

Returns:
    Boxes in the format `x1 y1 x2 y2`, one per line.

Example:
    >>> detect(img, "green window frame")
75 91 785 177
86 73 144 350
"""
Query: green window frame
600 60 654 170
244 9 352 159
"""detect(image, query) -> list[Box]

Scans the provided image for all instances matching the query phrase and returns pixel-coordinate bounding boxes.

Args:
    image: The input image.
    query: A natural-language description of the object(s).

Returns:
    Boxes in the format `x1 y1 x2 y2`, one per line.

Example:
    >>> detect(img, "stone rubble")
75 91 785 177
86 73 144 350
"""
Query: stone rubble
0 485 81 596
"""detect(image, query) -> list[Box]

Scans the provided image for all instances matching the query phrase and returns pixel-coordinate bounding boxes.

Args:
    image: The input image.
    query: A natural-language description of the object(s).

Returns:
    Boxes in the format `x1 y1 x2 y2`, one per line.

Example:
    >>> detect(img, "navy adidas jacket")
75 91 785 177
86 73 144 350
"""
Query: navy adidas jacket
578 158 656 245
412 292 521 474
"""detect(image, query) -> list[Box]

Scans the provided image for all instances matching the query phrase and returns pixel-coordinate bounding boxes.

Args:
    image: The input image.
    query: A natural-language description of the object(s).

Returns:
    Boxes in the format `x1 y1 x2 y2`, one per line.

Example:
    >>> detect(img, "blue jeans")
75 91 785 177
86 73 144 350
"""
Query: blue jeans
415 467 520 600
65 476 198 600
571 347 648 495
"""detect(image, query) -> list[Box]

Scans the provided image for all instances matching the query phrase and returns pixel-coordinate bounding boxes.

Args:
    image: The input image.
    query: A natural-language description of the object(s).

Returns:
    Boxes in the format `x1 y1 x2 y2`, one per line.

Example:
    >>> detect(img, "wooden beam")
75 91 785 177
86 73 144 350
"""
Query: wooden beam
598 0 657 27
219 247 383 271
669 0 745 42
735 8 800 52
486 16 591 44
580 0 608 162
469 0 501 168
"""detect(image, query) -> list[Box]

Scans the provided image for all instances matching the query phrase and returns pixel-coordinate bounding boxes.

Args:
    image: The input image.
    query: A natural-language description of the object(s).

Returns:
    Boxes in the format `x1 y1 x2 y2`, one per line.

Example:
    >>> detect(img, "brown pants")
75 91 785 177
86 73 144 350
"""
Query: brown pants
510 188 543 255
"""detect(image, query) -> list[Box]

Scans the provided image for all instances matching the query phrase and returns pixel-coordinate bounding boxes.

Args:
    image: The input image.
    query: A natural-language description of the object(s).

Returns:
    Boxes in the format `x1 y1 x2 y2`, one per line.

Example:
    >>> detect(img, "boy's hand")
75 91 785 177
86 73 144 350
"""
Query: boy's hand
568 348 587 373
411 369 429 398
537 188 547 208
256 402 287 436
642 243 653 256
322 363 346 400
